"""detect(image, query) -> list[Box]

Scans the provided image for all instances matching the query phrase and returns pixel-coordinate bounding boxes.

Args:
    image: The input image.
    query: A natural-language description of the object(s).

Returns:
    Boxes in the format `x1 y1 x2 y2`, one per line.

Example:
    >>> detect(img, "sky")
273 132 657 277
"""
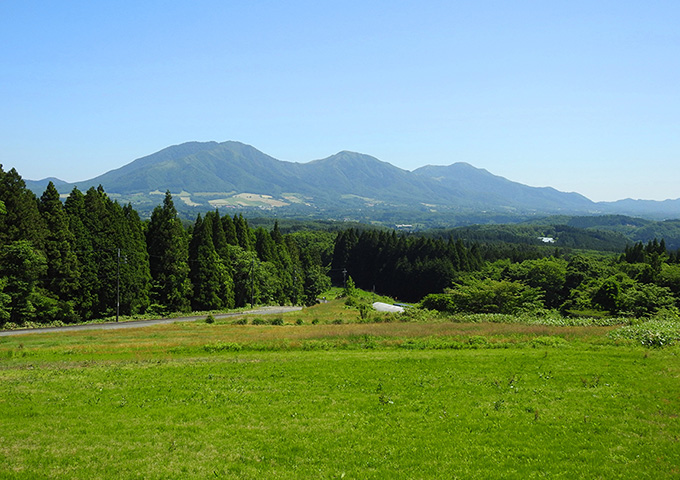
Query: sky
1 1 679 202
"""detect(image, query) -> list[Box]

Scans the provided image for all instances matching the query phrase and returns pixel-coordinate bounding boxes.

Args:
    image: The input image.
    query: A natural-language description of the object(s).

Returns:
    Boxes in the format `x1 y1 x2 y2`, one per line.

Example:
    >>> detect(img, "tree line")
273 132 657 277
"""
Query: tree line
331 225 680 318
3 162 680 326
0 166 330 326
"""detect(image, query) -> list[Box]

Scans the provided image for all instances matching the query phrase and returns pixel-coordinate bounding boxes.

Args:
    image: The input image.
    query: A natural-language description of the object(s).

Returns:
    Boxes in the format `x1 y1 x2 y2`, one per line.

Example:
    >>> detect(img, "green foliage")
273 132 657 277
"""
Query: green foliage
189 213 234 311
502 256 567 308
0 166 47 248
332 228 482 301
422 279 544 315
343 275 357 297
38 182 80 315
609 319 680 347
4 166 680 329
146 191 192 313
357 302 373 320
0 241 47 324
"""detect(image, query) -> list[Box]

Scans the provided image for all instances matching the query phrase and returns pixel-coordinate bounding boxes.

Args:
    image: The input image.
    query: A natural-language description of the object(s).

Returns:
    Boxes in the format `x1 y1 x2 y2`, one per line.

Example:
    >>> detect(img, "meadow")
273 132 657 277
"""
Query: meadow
1 299 679 479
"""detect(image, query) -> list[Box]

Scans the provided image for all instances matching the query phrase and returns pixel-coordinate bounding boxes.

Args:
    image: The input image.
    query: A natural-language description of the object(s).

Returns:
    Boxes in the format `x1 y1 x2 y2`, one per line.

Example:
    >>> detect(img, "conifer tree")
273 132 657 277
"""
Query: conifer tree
0 166 47 248
64 187 99 319
146 192 192 313
189 213 234 310
222 214 238 246
80 186 118 317
209 210 229 260
120 204 152 314
38 182 80 321
234 214 253 250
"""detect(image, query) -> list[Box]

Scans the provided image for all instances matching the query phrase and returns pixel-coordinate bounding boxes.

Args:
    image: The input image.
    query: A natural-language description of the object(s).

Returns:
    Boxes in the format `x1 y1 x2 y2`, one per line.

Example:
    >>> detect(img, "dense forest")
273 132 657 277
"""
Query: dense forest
2 164 680 326
0 166 332 326
331 224 680 317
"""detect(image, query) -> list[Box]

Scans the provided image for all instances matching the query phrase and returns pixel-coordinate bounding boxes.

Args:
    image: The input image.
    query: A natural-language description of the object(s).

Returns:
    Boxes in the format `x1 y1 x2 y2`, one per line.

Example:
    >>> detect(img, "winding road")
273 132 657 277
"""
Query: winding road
0 306 303 337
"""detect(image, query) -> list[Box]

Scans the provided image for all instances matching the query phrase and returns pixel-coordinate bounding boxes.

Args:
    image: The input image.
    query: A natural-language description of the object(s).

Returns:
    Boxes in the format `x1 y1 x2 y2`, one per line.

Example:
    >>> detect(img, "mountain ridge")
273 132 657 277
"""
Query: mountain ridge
22 140 679 220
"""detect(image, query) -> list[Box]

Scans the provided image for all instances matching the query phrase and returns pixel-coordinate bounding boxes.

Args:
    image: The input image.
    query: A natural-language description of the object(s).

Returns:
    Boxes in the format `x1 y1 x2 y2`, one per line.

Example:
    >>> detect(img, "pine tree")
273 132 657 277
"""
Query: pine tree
146 192 192 313
0 166 47 248
38 182 80 321
64 187 99 319
120 204 152 315
234 214 253 250
222 214 238 246
189 214 234 310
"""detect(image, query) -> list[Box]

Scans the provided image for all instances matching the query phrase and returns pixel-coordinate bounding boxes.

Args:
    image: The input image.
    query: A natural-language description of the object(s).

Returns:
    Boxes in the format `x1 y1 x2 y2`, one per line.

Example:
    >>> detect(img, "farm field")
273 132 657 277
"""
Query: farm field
1 304 679 479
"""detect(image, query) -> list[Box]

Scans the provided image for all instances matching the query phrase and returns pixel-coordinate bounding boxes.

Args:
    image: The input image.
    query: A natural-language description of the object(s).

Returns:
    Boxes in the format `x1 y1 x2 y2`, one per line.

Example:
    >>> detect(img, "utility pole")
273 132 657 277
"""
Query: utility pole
250 257 255 309
116 248 121 322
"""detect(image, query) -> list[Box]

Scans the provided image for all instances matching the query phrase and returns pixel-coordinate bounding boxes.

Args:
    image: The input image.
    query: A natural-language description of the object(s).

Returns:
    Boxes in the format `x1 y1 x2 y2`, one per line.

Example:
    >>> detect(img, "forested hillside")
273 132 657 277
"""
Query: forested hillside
330 222 680 318
0 166 331 326
2 163 680 327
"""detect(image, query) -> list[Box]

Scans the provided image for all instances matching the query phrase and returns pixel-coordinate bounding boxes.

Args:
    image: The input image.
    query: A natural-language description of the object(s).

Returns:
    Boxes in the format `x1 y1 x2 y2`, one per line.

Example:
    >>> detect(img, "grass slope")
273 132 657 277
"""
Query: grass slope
0 303 678 479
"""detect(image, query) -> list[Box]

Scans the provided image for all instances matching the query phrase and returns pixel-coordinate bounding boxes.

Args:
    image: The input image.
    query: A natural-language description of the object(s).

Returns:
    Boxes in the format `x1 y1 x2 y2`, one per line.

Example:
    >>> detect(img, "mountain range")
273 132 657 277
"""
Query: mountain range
24 141 680 222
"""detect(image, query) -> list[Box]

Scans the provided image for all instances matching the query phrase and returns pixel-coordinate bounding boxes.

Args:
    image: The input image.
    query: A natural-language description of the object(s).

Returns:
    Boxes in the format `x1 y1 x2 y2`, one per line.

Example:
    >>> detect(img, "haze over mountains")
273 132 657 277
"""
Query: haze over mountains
24 141 680 220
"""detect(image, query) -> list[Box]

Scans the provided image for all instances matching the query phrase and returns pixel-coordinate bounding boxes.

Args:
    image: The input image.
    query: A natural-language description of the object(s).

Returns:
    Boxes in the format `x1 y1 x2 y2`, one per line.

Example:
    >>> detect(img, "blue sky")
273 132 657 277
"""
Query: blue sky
2 1 678 202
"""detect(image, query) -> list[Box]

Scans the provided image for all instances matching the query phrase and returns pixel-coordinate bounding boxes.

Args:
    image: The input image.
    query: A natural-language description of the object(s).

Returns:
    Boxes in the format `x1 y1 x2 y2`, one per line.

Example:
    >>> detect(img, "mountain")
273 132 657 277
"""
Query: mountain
23 141 679 221
412 163 595 211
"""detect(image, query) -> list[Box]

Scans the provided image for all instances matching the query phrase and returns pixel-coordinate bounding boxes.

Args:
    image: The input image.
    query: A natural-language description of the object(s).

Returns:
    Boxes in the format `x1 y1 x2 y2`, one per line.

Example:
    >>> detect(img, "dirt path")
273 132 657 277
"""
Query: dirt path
0 306 303 337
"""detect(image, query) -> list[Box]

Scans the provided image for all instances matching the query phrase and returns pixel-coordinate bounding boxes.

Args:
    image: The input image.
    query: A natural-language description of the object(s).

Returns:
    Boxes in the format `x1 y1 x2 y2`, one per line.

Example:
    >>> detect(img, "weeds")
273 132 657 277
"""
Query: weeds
608 319 680 347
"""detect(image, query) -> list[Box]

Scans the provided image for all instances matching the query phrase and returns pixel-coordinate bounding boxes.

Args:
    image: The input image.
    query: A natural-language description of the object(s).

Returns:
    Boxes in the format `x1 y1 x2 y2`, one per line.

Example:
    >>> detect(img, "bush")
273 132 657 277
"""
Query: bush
204 342 242 353
252 318 267 325
357 303 373 320
344 296 358 307
233 318 247 325
609 319 680 347
205 314 215 324
270 317 284 326
146 303 168 317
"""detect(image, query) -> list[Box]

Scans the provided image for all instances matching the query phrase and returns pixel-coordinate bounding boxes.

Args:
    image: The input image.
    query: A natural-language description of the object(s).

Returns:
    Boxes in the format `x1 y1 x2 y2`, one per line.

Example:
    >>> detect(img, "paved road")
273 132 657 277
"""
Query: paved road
0 306 303 337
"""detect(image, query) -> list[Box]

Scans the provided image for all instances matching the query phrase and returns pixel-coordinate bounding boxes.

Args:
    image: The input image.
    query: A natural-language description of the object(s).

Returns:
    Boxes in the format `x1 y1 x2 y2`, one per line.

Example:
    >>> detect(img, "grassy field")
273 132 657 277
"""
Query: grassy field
1 300 679 479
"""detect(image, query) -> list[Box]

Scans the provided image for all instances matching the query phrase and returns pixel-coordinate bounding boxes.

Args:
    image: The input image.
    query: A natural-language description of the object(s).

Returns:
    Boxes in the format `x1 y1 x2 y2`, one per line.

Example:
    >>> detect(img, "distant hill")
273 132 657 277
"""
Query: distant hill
412 163 594 211
23 140 680 221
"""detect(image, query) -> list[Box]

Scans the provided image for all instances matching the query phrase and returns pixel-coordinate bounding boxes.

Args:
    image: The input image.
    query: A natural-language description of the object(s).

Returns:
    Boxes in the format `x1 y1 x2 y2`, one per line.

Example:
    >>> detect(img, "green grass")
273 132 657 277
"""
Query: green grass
0 304 679 479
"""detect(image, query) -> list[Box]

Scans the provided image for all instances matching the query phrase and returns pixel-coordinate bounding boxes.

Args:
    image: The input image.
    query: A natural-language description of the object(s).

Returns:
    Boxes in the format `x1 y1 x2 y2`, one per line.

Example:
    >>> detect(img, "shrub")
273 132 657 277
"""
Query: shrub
430 279 545 315
146 303 167 317
344 296 358 307
357 303 373 320
233 318 248 325
205 314 215 324
270 317 284 326
609 320 680 347
252 318 267 325
204 342 242 353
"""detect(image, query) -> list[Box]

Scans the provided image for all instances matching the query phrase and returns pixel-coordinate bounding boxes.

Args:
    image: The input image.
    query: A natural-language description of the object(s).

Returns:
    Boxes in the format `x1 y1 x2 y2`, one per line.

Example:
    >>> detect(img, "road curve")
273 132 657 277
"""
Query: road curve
0 306 303 337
